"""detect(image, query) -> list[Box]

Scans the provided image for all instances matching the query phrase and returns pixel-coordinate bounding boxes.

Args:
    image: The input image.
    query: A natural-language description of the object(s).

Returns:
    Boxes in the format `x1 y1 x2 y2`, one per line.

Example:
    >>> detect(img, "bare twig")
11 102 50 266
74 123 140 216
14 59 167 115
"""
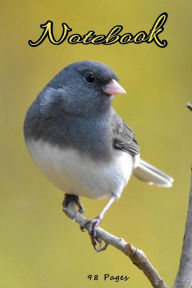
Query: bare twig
186 102 192 111
173 170 192 288
173 104 192 287
63 203 169 288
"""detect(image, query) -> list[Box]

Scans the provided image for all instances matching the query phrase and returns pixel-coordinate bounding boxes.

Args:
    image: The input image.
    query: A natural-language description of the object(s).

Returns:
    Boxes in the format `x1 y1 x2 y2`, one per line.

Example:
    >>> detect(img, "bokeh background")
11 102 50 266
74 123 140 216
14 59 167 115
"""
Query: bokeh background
1 1 192 287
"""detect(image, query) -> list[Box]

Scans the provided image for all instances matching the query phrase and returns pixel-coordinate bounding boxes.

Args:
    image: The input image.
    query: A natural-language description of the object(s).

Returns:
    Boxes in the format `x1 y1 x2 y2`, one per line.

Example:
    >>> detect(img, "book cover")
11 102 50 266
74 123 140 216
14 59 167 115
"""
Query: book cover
1 1 192 287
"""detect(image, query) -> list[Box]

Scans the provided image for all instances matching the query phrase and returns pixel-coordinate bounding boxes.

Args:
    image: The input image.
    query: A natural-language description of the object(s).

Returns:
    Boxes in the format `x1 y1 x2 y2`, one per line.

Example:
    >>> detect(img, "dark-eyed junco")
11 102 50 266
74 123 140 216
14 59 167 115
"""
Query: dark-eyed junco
24 61 173 250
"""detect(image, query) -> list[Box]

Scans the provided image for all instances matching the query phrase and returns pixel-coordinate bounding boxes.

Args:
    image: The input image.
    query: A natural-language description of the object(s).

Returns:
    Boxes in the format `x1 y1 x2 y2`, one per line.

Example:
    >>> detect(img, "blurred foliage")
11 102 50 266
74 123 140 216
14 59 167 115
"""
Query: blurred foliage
0 1 192 287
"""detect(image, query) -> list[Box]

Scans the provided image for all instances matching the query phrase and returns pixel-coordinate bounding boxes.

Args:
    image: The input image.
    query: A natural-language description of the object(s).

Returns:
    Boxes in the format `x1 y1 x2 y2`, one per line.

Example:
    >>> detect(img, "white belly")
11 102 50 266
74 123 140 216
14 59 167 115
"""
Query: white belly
26 140 134 199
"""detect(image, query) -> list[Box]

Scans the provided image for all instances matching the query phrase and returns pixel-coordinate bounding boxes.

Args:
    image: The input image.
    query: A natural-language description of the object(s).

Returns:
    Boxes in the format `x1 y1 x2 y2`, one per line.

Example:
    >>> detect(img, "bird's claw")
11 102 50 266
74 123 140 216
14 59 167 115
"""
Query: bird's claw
90 236 108 252
86 216 101 238
80 216 108 252
62 194 84 214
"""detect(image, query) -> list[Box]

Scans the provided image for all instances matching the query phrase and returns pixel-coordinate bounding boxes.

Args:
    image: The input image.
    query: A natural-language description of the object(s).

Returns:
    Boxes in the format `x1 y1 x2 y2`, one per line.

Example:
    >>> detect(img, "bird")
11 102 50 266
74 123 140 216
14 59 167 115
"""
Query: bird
24 60 174 251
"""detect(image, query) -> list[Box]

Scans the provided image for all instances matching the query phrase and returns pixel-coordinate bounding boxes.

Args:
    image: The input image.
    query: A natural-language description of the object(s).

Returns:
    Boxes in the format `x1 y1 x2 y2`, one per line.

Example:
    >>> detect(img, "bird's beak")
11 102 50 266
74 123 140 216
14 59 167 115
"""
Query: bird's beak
102 79 126 95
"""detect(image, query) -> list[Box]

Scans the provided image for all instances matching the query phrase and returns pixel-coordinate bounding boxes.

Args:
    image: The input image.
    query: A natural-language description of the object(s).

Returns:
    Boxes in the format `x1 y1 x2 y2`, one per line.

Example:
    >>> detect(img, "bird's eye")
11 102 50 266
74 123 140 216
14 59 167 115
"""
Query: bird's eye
85 72 96 83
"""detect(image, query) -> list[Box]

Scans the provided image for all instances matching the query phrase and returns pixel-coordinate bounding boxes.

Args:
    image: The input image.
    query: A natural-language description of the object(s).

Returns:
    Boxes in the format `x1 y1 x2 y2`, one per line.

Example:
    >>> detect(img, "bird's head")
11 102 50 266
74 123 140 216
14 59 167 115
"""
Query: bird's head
39 60 126 117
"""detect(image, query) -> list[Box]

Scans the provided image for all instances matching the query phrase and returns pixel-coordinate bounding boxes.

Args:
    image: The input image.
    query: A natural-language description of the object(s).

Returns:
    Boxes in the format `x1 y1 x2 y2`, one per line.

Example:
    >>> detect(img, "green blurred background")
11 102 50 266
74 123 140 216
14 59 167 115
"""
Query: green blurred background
1 1 192 287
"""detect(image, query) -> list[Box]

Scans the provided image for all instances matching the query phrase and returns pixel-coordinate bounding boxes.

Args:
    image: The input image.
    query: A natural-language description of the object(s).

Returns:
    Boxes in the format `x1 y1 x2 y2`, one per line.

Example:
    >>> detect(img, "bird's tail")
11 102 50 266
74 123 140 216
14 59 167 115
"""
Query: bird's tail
133 159 174 187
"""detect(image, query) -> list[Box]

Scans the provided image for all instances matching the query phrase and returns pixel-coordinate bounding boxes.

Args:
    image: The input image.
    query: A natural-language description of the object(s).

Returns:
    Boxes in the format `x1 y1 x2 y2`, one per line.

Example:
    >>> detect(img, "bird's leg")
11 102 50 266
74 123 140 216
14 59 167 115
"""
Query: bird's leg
62 193 84 214
81 195 117 252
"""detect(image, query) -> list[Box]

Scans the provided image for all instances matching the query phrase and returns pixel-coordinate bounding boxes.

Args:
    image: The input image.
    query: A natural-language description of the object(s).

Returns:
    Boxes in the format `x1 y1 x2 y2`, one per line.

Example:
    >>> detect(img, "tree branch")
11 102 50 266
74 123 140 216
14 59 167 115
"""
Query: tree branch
63 203 169 288
173 104 192 287
173 170 192 288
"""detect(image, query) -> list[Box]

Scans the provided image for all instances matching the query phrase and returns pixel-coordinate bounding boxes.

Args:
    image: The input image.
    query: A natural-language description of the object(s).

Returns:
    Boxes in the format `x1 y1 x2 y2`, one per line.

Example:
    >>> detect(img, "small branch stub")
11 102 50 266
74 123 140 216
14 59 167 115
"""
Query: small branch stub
186 102 192 111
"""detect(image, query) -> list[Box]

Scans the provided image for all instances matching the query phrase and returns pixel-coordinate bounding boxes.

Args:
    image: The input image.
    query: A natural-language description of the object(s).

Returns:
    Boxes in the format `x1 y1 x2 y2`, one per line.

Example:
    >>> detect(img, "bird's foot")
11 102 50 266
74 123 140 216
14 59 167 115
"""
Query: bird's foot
62 194 84 214
80 216 108 252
